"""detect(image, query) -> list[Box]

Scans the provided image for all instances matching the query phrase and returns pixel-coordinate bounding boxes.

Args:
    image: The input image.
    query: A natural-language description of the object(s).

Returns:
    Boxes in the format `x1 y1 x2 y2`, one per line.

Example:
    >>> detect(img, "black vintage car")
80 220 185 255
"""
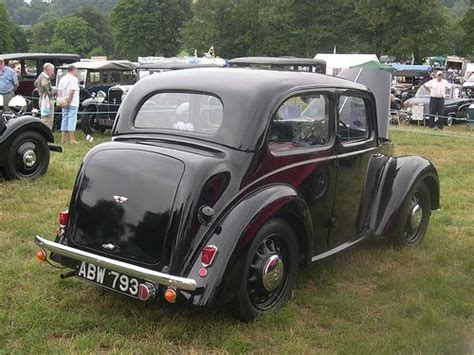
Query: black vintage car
406 84 473 125
54 60 137 133
0 113 62 180
35 68 439 321
80 62 224 135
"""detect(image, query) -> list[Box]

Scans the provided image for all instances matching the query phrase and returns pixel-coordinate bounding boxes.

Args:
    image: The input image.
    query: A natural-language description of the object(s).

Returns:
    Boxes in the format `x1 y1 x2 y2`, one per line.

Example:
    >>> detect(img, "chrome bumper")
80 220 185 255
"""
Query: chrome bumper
34 235 197 291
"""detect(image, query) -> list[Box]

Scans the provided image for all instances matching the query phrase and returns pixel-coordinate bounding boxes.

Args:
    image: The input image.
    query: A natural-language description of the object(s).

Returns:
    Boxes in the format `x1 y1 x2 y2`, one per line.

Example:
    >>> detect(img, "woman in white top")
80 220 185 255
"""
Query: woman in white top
58 64 80 143
423 71 451 129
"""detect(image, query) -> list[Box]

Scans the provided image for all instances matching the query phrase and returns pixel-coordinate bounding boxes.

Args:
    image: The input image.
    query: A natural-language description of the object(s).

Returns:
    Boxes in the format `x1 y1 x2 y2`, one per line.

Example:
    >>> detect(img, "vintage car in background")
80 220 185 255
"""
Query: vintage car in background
2 53 80 101
463 75 474 97
0 109 62 180
229 56 326 73
80 62 223 134
406 84 473 125
390 64 432 102
35 68 439 321
54 60 137 133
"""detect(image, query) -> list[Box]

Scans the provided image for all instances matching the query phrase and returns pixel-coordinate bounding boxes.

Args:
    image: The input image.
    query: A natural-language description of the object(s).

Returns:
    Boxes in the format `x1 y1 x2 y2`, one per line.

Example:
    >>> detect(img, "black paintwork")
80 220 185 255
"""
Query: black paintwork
53 68 440 306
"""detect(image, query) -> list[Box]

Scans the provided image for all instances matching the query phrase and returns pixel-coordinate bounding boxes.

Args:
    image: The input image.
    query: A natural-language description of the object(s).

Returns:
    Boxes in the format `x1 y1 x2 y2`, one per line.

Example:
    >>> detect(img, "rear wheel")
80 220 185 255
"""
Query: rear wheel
3 131 50 180
235 218 298 321
390 182 431 247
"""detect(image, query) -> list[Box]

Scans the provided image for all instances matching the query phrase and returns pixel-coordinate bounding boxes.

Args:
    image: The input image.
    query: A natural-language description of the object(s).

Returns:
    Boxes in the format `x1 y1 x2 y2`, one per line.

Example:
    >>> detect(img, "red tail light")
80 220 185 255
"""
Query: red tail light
59 210 69 226
201 245 218 267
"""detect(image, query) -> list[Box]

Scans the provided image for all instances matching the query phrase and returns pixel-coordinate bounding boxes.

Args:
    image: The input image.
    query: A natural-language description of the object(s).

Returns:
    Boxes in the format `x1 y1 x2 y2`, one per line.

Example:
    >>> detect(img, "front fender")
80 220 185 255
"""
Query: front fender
183 184 313 306
369 155 440 236
81 98 99 109
0 116 53 144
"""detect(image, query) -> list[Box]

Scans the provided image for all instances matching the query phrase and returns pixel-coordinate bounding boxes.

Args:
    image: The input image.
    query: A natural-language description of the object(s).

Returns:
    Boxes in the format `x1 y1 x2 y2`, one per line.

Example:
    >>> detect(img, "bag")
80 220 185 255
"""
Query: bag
56 96 68 108
40 94 50 116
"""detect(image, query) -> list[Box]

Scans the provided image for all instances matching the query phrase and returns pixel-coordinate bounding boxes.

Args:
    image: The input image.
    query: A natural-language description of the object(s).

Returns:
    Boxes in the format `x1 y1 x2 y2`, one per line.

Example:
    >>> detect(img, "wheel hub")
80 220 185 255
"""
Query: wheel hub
262 255 284 292
409 203 423 231
22 149 37 167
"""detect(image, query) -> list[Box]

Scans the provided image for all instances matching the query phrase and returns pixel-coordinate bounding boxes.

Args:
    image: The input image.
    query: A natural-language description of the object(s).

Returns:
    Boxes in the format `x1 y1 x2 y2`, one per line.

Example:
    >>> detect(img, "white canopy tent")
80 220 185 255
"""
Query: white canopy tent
314 54 379 76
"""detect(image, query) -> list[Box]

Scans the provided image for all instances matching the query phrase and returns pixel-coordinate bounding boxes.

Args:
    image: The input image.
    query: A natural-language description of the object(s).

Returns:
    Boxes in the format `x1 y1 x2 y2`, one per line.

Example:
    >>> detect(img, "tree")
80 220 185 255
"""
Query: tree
12 22 29 52
0 0 14 52
50 16 91 56
30 19 58 52
111 0 192 59
458 7 474 57
74 5 115 56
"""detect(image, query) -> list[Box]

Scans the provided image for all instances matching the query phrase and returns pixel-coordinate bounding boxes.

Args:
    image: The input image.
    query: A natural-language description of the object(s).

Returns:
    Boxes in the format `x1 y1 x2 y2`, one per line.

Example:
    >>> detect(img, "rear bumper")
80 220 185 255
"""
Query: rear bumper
34 235 197 291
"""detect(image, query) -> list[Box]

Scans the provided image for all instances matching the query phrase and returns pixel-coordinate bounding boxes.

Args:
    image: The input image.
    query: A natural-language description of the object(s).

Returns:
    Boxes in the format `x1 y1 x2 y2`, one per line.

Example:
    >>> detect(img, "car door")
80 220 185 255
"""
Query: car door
328 90 377 248
266 91 338 254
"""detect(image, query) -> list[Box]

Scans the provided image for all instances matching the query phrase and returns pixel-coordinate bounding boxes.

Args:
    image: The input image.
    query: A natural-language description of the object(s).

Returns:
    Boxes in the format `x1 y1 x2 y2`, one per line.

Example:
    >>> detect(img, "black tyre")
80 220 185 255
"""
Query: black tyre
3 131 50 180
235 218 298 321
390 182 431 247
81 106 105 135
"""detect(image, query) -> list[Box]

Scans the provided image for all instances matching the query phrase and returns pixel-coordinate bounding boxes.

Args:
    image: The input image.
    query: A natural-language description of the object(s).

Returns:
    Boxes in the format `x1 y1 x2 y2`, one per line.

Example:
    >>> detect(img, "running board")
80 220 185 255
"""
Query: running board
311 235 368 262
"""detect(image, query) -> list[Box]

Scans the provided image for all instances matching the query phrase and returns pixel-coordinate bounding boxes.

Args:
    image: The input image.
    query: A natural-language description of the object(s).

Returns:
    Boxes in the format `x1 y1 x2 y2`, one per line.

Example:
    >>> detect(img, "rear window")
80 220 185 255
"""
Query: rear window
134 92 223 135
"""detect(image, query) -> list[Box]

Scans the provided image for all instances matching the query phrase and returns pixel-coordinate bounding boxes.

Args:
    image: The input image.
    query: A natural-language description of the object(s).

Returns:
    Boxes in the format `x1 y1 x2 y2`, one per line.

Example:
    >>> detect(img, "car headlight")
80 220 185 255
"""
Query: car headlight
8 95 27 114
96 90 106 103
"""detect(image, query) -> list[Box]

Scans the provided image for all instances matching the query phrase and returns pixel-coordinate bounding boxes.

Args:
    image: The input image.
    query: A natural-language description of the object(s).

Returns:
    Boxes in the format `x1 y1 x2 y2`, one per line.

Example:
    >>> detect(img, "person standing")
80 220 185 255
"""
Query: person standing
423 71 451 129
57 64 79 144
0 58 19 113
34 62 55 129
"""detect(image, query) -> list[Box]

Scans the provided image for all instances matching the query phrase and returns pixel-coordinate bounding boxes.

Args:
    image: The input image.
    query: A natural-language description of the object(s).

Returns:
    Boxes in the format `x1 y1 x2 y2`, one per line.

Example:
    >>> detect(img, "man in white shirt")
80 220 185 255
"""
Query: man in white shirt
58 64 80 143
423 71 451 129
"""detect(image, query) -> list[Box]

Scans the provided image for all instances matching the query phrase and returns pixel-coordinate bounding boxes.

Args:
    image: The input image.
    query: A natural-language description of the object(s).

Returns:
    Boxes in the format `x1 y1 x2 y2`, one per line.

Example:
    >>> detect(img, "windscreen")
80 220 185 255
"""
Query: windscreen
134 92 223 136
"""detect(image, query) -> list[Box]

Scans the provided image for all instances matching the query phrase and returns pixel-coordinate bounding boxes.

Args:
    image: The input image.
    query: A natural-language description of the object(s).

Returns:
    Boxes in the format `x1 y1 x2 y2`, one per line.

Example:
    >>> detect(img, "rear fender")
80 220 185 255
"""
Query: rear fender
183 184 312 306
367 155 440 236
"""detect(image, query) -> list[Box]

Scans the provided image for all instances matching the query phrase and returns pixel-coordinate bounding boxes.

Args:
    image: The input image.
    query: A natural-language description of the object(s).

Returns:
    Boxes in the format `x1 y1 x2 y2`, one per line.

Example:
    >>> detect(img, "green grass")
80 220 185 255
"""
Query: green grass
1 127 473 353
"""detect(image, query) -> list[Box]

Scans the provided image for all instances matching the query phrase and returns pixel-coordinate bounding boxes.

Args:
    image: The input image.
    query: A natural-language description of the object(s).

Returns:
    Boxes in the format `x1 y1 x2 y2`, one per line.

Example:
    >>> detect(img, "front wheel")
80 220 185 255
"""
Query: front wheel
81 107 106 135
3 130 50 180
235 218 298 321
390 182 431 247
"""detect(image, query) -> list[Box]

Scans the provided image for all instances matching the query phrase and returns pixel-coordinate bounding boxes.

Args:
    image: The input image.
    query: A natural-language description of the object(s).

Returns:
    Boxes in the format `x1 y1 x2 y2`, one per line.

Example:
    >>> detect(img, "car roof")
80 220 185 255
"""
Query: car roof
58 60 137 70
137 62 223 70
229 57 326 66
0 53 80 61
115 68 369 151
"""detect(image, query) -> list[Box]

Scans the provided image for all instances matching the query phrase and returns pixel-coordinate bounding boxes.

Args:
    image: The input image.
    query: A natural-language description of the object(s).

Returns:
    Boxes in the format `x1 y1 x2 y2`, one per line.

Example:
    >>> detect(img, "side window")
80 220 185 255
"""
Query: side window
338 95 369 143
269 93 330 153
110 72 121 84
89 71 100 85
22 59 38 77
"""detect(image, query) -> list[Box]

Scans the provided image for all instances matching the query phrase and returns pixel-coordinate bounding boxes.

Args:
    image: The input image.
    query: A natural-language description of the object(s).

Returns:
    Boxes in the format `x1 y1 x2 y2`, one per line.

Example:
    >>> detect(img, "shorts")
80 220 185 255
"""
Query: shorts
61 106 78 132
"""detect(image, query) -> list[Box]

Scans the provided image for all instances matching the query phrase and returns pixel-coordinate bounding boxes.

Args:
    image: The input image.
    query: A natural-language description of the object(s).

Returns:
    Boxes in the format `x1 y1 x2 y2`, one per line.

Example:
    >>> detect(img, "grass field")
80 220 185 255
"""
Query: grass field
1 126 473 353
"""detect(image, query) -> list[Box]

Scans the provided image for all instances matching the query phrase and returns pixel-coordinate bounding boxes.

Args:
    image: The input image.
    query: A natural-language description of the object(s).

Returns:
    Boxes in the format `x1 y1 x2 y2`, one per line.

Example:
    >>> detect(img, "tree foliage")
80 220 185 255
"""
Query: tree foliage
0 0 14 52
111 0 192 59
4 0 472 61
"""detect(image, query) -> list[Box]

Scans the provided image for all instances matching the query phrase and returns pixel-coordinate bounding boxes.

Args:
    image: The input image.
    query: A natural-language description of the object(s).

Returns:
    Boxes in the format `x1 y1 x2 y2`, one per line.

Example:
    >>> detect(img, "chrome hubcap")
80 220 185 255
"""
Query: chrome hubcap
262 255 284 292
410 203 423 231
22 150 37 167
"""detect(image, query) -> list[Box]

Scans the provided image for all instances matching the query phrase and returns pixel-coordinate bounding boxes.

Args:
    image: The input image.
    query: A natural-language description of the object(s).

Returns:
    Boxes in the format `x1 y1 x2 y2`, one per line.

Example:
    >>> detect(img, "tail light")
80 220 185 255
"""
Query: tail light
201 245 218 267
164 288 177 303
138 282 156 301
36 250 47 261
59 210 69 226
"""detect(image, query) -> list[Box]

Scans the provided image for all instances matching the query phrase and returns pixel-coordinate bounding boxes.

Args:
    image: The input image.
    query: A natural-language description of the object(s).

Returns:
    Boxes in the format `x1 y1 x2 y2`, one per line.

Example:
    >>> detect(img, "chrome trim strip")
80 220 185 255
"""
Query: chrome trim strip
35 235 197 291
311 235 367 262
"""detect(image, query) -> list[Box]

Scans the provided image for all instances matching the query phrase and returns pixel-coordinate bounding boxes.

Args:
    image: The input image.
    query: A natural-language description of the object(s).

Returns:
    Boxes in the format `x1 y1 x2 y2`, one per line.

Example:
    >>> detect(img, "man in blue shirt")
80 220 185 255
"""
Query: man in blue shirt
0 58 19 113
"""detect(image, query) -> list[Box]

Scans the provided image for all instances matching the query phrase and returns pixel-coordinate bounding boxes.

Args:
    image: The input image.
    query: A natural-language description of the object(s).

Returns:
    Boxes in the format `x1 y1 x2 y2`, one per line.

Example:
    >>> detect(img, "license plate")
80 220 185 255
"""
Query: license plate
75 261 140 298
